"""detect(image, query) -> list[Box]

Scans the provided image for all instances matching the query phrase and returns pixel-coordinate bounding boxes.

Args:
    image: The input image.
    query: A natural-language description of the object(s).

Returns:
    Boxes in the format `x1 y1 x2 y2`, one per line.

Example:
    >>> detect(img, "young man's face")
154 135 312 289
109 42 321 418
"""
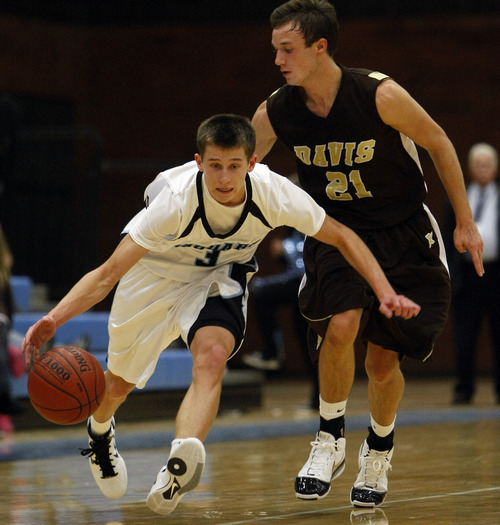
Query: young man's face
272 22 322 86
195 145 257 206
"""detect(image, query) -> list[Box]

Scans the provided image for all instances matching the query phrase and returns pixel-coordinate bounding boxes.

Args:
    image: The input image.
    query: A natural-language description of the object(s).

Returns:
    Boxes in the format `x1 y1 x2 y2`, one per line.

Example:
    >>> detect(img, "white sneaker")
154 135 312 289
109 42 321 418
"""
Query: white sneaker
146 437 205 515
81 417 127 499
350 440 393 507
294 431 346 499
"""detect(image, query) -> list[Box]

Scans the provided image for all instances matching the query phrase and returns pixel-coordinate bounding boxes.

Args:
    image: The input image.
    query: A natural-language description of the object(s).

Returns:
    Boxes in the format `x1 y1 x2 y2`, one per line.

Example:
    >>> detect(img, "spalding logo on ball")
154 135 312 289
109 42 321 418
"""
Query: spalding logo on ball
28 345 106 425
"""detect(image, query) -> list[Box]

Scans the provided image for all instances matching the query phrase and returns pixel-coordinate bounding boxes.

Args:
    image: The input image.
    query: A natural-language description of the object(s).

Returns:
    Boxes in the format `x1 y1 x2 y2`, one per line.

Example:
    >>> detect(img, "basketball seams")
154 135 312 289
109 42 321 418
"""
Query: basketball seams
28 370 86 423
53 346 93 406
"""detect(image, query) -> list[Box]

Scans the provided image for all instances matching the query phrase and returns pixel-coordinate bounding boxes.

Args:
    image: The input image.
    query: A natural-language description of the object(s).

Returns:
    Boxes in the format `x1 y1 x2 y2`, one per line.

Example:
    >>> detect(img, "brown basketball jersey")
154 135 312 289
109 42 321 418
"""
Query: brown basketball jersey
266 65 427 230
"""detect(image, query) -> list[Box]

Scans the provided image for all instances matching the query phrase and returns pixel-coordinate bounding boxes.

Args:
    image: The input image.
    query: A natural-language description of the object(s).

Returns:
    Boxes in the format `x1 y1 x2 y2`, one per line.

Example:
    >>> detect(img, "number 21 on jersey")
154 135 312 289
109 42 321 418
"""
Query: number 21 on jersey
326 170 373 200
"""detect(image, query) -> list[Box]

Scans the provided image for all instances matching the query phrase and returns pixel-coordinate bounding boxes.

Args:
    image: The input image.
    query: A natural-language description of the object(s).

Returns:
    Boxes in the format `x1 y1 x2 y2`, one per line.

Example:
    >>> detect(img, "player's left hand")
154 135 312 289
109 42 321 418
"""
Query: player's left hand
21 315 57 365
454 221 484 277
379 295 421 319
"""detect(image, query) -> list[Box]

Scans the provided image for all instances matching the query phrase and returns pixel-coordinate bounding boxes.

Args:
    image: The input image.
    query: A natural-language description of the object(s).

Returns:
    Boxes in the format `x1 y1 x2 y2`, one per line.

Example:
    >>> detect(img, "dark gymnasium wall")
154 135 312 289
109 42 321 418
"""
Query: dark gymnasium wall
0 2 498 375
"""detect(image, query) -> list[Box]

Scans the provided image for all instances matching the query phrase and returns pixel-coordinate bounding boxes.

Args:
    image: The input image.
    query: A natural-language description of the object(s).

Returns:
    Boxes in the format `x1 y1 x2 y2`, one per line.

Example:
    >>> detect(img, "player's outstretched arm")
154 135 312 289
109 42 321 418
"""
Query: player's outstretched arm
313 216 421 319
376 79 484 277
22 234 148 364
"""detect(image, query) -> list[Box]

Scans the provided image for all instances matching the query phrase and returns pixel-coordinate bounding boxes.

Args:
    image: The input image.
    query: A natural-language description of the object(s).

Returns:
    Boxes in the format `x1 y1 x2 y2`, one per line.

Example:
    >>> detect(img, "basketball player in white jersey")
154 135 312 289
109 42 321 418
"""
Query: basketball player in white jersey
21 114 419 515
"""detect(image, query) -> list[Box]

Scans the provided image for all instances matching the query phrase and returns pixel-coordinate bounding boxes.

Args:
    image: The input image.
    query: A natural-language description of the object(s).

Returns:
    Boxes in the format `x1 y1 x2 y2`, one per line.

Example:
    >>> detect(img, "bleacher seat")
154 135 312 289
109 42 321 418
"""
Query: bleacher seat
12 311 110 351
10 311 193 398
10 275 34 312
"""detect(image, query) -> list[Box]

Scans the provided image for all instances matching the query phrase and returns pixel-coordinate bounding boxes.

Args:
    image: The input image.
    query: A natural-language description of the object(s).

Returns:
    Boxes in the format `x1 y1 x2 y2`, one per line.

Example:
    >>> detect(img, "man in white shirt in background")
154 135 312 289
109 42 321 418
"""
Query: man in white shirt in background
446 143 500 404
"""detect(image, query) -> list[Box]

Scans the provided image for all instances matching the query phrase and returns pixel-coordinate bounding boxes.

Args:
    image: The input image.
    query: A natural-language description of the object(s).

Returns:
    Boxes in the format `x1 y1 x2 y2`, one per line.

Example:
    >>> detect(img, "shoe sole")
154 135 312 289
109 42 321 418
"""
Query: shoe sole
146 438 205 515
146 462 204 515
295 459 345 500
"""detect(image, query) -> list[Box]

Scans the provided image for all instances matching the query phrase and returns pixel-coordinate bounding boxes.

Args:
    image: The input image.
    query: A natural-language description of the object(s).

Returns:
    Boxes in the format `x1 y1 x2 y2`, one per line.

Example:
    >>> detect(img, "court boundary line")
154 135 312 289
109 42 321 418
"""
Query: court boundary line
216 485 500 524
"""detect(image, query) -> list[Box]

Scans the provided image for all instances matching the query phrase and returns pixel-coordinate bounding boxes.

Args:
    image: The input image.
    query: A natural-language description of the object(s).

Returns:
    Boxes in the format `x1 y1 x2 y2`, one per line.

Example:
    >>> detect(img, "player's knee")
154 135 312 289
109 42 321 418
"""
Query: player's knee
105 371 135 400
324 310 360 349
365 352 400 384
192 342 228 382
365 362 392 384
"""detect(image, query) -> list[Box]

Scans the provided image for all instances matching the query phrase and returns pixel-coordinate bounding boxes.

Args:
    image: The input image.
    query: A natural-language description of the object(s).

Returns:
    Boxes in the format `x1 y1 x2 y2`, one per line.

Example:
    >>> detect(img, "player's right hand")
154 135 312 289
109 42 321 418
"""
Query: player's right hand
21 315 57 365
378 294 421 319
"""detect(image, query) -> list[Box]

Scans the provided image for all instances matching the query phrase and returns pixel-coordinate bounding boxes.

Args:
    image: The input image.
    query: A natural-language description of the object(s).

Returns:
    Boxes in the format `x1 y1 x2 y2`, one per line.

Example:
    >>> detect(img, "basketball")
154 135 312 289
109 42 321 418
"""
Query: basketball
27 346 106 425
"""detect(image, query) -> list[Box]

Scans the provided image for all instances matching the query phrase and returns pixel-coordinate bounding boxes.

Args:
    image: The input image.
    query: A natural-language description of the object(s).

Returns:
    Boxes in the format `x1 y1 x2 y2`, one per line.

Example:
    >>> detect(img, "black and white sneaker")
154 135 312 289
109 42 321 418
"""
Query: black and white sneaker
81 417 127 499
146 437 205 515
350 440 393 507
295 431 346 499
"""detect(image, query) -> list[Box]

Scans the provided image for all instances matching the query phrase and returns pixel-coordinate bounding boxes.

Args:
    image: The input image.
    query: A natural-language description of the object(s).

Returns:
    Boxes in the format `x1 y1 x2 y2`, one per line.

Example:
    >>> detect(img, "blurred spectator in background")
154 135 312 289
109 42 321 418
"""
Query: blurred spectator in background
445 143 500 404
243 227 319 408
0 224 23 437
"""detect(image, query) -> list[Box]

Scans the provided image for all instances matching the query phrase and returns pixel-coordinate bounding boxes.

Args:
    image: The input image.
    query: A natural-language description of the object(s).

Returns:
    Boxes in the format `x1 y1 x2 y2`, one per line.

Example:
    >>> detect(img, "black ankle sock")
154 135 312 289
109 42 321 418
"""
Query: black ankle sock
366 426 394 451
320 415 345 440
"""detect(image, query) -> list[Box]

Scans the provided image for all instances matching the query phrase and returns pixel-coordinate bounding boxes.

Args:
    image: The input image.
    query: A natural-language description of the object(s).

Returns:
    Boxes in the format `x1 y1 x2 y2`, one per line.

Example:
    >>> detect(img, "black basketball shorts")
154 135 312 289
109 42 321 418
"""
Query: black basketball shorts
299 207 451 361
187 295 246 357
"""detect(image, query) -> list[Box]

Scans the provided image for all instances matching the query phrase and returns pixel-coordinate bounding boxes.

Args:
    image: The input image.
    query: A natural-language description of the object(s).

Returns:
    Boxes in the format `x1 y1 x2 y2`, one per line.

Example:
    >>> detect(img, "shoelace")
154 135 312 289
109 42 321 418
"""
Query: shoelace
307 439 339 476
80 436 117 478
359 451 392 489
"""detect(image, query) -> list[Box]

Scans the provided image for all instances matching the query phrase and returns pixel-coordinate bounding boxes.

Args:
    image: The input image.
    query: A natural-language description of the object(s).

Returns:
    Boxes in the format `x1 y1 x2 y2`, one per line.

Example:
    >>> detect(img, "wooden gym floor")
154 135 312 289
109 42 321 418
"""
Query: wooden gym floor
1 375 499 525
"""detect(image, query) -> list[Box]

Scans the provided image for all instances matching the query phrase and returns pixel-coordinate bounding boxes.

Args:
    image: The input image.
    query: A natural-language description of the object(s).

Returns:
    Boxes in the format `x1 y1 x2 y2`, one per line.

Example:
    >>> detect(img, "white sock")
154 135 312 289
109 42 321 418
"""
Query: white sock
319 396 347 420
370 414 396 437
90 415 112 436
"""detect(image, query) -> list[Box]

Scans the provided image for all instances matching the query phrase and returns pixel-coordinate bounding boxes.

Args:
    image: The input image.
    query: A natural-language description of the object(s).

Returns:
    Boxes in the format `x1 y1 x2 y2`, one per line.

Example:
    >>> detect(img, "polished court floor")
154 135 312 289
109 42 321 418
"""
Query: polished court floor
1 376 499 524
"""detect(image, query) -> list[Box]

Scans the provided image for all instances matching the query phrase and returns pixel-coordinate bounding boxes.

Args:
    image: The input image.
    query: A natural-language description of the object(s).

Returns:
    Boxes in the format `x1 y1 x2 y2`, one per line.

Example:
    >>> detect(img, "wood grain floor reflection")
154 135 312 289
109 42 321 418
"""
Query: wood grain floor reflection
1 378 499 524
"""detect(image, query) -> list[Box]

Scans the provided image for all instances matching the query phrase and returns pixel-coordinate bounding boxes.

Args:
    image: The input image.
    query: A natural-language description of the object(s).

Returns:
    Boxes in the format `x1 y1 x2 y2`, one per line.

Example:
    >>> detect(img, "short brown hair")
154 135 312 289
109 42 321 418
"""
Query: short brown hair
270 0 338 57
196 114 256 161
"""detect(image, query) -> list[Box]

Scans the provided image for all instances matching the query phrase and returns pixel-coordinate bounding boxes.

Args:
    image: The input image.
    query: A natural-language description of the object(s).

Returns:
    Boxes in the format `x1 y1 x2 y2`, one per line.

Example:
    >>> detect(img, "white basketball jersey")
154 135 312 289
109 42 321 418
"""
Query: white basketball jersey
126 160 325 288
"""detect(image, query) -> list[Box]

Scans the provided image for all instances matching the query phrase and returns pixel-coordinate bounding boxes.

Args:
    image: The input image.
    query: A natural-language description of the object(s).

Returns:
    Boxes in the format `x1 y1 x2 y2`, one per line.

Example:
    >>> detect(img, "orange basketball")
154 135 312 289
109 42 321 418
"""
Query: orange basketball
27 346 106 425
